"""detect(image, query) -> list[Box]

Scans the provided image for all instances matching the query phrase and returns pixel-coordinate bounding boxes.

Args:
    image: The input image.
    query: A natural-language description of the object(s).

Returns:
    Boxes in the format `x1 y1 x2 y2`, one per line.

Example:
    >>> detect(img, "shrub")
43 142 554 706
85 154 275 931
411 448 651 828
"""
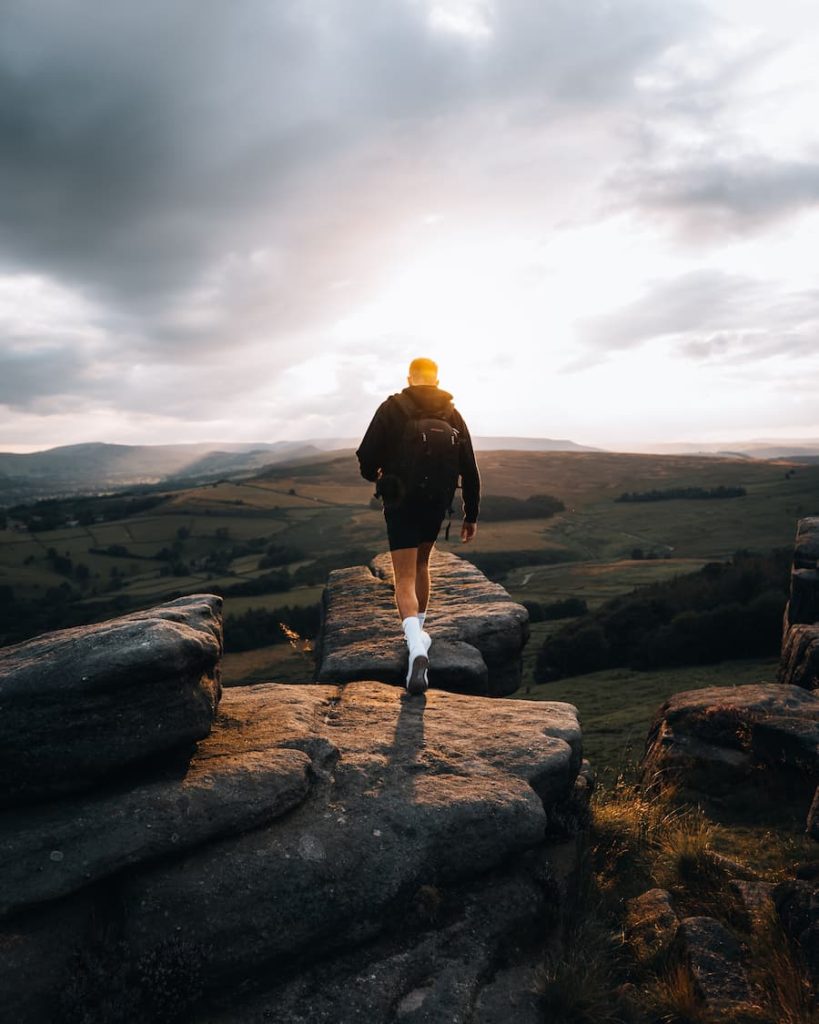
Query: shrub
535 549 790 680
478 493 565 522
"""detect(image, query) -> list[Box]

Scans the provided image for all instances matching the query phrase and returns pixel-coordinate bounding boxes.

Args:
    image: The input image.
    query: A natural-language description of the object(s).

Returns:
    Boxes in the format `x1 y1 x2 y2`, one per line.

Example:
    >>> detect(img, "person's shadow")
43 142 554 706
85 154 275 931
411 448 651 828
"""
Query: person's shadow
383 691 427 801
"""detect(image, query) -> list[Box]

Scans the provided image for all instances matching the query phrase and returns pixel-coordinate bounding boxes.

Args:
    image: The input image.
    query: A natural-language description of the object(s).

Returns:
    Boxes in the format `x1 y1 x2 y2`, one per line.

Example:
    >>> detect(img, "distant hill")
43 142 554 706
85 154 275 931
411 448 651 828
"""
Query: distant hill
0 436 601 505
10 432 813 507
630 439 819 459
0 441 321 505
472 437 600 452
299 436 601 453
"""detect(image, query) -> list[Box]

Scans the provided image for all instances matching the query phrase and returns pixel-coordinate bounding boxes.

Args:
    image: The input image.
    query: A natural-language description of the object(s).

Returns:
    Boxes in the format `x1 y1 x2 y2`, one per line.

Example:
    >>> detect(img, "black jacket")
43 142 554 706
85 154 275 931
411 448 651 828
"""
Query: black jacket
356 385 480 522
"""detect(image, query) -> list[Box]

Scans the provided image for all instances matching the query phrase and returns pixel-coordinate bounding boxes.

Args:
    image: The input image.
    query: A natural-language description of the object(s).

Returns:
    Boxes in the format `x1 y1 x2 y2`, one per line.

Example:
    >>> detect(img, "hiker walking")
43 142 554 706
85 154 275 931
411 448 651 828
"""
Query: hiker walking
356 357 480 695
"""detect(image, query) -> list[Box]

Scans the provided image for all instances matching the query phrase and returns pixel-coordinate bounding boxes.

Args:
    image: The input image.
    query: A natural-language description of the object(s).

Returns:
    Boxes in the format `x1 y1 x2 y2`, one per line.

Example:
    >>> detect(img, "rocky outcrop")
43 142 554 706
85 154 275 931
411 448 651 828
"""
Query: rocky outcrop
641 683 819 793
0 594 223 807
793 517 819 573
624 890 766 1018
0 594 586 1024
779 624 819 691
198 855 557 1024
121 683 581 994
316 550 529 696
0 747 311 919
779 516 819 689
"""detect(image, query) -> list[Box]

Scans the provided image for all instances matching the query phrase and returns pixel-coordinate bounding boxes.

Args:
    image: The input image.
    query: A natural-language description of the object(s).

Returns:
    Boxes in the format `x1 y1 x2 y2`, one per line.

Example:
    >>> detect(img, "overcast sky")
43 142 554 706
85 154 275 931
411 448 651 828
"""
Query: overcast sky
2 0 819 452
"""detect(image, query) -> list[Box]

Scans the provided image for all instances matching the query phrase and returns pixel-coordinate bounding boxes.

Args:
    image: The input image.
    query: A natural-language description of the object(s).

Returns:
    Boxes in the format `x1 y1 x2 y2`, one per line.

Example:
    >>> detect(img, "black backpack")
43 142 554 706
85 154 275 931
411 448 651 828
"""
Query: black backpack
388 392 462 511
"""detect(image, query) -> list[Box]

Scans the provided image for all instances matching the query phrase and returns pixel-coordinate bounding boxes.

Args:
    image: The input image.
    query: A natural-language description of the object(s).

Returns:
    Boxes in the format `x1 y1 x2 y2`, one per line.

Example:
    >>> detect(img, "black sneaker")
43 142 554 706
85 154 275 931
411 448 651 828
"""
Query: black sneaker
406 651 429 695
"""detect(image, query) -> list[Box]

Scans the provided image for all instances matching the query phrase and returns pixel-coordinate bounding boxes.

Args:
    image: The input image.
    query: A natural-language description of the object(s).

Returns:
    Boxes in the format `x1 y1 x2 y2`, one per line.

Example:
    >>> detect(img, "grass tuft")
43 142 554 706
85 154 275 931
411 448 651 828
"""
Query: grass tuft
745 907 819 1024
534 916 637 1024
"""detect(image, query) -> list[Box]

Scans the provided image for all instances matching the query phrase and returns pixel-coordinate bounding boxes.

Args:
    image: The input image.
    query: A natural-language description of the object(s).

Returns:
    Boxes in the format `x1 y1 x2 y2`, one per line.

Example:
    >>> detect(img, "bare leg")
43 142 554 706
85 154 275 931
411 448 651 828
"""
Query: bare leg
415 541 435 615
390 547 419 620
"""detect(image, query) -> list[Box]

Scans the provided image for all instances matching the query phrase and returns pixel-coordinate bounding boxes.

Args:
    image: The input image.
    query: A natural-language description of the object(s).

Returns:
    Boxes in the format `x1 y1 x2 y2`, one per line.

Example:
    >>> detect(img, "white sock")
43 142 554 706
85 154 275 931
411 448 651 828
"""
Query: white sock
418 611 427 628
402 615 426 659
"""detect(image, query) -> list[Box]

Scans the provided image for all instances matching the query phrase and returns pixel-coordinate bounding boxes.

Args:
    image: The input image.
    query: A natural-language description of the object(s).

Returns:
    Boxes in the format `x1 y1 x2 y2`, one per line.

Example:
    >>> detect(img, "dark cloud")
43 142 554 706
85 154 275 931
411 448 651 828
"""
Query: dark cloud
0 0 710 425
576 270 757 351
0 345 87 406
0 0 700 306
622 157 819 235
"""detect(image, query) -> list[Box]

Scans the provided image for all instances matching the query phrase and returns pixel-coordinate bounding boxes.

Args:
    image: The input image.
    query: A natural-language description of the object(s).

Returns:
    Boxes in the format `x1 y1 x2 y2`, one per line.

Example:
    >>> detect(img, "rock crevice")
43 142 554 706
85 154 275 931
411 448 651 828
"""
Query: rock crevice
317 550 529 696
0 583 585 1024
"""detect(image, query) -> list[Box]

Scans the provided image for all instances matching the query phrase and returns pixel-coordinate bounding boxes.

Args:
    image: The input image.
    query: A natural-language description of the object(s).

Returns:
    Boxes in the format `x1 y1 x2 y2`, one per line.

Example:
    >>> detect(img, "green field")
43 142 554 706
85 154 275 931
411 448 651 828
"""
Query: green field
506 556 713 608
519 656 781 778
4 448 815 1012
3 450 817 679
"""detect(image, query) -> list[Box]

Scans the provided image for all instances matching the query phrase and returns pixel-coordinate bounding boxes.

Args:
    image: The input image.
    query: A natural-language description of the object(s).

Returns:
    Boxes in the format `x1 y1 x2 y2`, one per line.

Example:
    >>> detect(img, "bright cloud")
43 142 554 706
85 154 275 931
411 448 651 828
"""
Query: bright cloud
1 0 819 451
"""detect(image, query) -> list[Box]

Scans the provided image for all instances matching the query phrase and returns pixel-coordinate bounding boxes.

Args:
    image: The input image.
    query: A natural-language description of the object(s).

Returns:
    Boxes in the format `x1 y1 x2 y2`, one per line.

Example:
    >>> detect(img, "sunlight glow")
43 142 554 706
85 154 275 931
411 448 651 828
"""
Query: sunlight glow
426 0 493 40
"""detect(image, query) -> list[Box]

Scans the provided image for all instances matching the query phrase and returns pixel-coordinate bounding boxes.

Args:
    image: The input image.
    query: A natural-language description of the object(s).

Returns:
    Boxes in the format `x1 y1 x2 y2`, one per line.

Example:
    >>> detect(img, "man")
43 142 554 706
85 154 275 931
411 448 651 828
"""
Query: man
356 357 480 695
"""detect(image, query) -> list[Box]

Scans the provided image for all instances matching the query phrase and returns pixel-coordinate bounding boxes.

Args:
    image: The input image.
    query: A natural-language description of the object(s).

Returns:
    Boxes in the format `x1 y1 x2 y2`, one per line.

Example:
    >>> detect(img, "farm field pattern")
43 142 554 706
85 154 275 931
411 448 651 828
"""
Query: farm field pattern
2 450 818 728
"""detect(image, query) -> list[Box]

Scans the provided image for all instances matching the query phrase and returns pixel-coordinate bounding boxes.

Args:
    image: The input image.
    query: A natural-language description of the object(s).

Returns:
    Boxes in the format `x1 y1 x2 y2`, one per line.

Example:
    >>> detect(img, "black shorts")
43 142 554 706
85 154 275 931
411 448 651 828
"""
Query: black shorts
383 500 446 551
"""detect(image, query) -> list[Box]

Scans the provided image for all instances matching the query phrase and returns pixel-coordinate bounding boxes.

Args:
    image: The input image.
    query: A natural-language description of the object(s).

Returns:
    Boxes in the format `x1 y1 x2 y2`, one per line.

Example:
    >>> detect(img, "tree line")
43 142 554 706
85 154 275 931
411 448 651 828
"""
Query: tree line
535 548 790 681
615 486 746 503
478 494 565 521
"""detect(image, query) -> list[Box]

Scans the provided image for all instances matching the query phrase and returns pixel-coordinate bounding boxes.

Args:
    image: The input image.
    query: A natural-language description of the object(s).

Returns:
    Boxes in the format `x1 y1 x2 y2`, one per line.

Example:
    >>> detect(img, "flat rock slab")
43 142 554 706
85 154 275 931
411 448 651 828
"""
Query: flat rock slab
0 747 311 920
121 681 581 990
675 916 754 1011
642 684 819 793
0 595 223 807
198 861 551 1024
317 550 529 696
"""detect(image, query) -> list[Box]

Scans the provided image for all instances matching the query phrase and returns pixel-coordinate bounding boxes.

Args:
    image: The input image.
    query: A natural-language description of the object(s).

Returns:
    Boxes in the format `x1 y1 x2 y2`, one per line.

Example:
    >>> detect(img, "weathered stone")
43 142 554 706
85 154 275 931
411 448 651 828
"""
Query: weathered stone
641 684 819 792
316 550 529 696
197 860 553 1024
778 623 819 690
750 715 819 773
643 734 752 792
729 880 776 932
675 916 754 1011
0 895 96 1024
571 759 595 816
121 681 581 990
0 594 223 807
471 964 544 1024
786 569 819 627
794 517 819 571
0 747 311 919
624 889 678 965
428 640 489 695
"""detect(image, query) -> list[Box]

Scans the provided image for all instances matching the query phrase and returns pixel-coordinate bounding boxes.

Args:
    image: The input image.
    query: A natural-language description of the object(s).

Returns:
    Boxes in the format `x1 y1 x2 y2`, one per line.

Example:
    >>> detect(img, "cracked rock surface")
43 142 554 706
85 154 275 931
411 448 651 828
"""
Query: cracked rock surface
0 594 223 807
123 681 581 991
316 550 529 696
0 607 583 1024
